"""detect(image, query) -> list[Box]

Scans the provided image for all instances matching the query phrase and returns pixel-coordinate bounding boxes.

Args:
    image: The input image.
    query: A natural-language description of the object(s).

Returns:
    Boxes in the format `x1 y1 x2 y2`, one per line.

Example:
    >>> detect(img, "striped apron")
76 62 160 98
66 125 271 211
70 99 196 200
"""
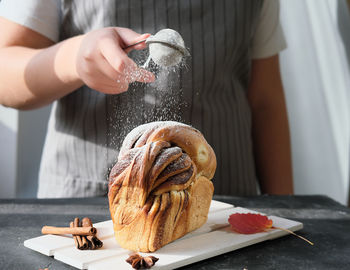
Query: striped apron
38 0 263 198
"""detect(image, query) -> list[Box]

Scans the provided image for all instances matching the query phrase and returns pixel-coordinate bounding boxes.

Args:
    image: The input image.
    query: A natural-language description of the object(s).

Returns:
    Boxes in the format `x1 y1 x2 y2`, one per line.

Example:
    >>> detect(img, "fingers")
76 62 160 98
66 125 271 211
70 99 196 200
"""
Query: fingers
116 27 150 50
76 27 155 95
81 65 129 94
94 53 130 93
99 34 133 74
125 67 155 83
89 51 154 94
123 33 151 53
99 34 155 83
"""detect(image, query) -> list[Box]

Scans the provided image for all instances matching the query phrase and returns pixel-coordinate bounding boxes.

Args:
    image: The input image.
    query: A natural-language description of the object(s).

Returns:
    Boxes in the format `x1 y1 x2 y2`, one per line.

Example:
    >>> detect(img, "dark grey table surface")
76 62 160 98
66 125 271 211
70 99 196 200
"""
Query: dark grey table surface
0 195 349 270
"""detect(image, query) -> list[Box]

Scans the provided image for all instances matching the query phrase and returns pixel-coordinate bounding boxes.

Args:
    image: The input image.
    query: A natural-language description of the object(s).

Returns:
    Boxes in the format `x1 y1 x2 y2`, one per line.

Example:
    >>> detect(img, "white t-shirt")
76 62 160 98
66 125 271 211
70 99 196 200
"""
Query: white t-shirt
0 0 286 59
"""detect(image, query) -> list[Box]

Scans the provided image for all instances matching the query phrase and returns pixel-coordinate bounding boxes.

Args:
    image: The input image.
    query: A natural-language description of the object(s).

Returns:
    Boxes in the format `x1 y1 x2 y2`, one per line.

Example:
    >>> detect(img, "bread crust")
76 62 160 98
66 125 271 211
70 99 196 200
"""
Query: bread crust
108 121 216 252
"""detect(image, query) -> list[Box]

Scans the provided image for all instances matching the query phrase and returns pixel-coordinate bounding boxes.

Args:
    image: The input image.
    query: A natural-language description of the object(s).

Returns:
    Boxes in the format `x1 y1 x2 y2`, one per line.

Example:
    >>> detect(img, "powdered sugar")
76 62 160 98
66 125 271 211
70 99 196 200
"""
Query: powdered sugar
118 121 195 159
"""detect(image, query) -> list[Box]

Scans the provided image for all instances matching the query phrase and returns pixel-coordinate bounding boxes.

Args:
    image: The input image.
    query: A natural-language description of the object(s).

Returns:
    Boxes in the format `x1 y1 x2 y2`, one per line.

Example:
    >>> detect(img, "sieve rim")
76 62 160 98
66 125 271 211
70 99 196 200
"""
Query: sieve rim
146 39 190 57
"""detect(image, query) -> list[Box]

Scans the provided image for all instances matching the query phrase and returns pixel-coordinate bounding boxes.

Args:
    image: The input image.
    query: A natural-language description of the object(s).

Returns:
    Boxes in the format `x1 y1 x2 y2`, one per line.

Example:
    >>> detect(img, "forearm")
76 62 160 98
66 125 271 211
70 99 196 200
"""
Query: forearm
0 17 155 109
247 55 294 195
251 102 294 194
0 35 84 110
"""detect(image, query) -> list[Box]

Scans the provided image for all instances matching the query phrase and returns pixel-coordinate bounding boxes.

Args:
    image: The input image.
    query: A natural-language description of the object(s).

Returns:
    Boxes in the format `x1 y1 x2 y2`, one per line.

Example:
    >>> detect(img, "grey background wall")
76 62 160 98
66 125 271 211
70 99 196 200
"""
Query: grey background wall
0 105 51 198
16 106 51 197
0 117 16 198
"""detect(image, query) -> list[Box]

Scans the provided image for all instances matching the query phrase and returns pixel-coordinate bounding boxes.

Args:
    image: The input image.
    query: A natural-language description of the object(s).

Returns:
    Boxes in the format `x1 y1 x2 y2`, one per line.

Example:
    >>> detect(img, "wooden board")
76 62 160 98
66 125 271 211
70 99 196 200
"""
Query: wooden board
24 200 303 269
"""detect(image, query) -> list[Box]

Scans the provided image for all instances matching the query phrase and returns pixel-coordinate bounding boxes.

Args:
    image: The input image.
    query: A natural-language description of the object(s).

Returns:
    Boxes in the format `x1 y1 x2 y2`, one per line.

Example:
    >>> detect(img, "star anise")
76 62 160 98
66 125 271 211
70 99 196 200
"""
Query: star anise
126 253 159 269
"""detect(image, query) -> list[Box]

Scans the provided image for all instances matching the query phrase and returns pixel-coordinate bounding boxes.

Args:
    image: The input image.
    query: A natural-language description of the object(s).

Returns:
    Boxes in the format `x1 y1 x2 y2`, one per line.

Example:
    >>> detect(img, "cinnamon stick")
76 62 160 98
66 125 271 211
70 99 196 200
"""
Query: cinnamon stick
82 217 103 249
42 217 101 250
82 217 95 249
41 226 96 236
81 235 89 249
74 218 88 250
70 221 80 249
81 217 93 227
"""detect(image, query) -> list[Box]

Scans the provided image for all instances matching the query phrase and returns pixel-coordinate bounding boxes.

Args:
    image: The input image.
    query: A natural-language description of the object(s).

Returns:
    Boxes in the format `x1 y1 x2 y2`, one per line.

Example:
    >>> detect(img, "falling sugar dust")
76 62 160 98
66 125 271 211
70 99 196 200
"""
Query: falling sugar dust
104 29 191 177
141 29 190 125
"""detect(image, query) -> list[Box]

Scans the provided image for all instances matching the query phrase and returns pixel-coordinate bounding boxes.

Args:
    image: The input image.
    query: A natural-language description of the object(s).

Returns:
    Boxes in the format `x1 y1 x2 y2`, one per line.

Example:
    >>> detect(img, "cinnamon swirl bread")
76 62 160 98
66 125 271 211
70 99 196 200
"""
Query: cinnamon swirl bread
108 121 216 252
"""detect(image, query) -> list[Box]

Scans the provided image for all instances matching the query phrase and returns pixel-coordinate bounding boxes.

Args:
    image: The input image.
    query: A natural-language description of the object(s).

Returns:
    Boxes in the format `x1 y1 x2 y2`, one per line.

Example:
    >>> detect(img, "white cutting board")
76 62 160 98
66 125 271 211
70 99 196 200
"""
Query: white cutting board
24 200 303 270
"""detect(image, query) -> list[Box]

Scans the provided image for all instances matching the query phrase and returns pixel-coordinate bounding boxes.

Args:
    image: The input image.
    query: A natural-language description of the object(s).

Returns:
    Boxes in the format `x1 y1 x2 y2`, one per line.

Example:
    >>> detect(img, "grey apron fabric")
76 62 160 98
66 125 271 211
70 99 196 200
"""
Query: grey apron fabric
38 0 263 198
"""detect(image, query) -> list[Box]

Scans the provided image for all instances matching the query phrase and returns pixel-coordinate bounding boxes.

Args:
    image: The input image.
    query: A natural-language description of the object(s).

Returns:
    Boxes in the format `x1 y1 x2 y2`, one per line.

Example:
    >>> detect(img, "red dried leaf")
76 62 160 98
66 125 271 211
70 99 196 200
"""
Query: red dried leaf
228 213 273 234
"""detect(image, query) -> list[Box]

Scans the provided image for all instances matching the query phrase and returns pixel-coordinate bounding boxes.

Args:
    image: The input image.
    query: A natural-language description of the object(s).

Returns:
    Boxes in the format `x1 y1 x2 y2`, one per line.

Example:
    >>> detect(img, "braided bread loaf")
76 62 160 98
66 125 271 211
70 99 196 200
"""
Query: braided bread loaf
108 121 216 252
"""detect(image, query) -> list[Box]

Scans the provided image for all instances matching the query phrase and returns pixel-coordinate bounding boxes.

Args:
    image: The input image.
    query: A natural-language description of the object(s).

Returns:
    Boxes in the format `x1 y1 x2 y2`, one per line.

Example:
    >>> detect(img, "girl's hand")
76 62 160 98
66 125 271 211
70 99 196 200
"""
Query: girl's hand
76 27 155 94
